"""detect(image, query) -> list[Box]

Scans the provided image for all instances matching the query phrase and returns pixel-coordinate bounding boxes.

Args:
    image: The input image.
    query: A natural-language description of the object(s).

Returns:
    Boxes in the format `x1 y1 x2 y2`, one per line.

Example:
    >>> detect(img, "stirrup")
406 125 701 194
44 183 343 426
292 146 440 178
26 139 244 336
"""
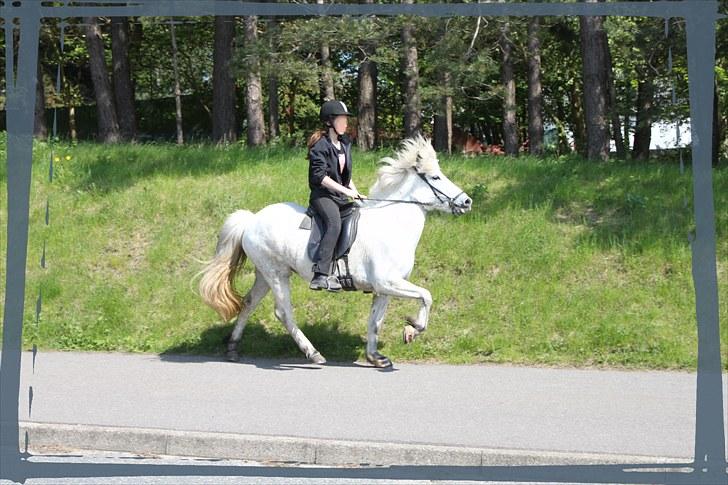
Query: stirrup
324 275 342 292
334 256 357 291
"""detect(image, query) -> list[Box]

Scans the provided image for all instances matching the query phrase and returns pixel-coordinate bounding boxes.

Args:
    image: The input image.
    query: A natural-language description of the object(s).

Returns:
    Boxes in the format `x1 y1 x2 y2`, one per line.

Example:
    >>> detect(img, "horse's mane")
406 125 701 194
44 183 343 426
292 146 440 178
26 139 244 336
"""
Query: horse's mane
369 135 439 198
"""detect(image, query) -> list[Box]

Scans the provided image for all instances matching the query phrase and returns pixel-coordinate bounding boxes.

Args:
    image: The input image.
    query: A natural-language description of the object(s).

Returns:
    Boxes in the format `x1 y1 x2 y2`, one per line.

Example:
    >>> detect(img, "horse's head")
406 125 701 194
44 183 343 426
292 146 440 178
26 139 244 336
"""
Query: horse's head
371 135 472 215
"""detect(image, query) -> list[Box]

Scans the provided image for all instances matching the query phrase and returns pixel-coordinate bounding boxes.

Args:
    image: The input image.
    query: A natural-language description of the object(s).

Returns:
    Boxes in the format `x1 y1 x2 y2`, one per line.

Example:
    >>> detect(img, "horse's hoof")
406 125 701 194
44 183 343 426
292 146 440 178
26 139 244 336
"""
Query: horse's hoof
308 351 327 365
403 324 417 344
366 352 392 368
226 350 240 362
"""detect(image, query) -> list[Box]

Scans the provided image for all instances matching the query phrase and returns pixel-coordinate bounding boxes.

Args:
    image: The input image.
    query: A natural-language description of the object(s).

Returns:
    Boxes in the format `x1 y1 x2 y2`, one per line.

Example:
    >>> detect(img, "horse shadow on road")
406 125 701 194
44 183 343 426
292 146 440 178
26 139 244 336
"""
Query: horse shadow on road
158 319 395 371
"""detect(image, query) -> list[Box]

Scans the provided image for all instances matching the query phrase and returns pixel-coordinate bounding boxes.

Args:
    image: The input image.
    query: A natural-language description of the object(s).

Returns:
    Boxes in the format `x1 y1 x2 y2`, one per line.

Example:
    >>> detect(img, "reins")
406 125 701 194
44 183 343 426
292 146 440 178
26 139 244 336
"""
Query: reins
358 168 465 214
358 196 434 207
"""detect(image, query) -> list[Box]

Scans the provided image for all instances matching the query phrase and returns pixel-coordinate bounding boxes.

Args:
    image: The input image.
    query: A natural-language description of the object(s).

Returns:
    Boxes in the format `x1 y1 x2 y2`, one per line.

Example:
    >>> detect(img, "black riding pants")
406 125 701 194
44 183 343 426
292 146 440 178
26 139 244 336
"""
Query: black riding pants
310 197 350 275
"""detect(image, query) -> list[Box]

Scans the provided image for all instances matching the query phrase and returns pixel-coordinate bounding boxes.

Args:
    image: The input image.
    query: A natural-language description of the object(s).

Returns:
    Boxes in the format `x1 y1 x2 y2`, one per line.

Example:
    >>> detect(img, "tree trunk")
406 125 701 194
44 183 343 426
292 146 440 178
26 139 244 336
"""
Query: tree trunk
623 112 630 152
605 39 625 158
269 73 279 140
34 60 47 140
268 17 280 139
320 41 335 101
713 78 721 167
446 78 453 155
287 82 296 136
169 18 184 145
433 115 447 153
131 18 143 47
433 71 453 155
401 0 421 138
244 15 266 146
357 59 377 150
570 81 587 157
500 19 519 156
554 97 570 155
69 106 78 142
579 0 610 161
632 76 653 161
111 16 137 142
317 0 335 101
60 63 78 142
527 16 543 156
84 16 120 143
212 16 237 144
357 0 377 151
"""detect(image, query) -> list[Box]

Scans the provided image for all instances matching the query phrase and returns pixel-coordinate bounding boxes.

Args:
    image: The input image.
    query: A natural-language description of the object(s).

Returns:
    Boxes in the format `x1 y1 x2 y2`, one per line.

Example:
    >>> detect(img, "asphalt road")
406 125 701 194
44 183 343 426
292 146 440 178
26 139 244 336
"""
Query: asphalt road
15 351 717 459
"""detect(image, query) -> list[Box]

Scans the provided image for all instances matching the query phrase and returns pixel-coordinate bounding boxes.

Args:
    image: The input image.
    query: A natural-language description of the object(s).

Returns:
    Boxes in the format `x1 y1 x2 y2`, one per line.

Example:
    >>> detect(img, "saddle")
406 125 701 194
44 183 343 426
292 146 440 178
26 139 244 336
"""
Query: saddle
299 206 361 291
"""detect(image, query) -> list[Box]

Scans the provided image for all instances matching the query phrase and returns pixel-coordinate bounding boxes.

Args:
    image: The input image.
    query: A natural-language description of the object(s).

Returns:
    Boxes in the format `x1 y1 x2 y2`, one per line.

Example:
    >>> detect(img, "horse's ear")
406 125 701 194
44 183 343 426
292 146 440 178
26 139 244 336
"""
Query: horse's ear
415 152 424 172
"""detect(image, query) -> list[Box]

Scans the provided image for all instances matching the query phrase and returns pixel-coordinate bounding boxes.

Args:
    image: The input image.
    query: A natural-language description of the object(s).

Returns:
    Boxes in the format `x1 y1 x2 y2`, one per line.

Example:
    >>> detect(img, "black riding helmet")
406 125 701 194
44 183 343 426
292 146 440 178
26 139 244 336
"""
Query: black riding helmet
319 100 354 125
320 100 353 140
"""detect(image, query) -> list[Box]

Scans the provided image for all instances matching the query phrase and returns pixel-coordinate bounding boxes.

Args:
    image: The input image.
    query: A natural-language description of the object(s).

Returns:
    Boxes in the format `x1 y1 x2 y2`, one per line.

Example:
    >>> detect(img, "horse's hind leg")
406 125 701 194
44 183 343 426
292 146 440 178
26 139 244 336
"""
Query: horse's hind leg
264 270 326 364
226 269 269 362
366 294 392 368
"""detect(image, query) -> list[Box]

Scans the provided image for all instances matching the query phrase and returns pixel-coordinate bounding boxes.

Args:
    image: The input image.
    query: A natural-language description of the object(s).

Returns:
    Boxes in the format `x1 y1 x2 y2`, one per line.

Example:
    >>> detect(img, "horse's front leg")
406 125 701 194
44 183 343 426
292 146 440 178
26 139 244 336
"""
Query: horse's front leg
366 294 392 368
373 278 432 345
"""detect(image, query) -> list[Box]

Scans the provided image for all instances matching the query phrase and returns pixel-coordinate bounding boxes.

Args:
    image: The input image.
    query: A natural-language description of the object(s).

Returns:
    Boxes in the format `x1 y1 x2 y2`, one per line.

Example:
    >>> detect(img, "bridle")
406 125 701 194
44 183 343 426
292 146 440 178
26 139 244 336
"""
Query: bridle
362 164 466 214
414 171 465 214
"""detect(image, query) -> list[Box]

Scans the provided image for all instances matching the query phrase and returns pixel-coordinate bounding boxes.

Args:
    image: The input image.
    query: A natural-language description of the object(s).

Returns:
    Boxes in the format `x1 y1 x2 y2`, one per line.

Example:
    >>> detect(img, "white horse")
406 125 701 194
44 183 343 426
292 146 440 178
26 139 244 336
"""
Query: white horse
198 135 472 367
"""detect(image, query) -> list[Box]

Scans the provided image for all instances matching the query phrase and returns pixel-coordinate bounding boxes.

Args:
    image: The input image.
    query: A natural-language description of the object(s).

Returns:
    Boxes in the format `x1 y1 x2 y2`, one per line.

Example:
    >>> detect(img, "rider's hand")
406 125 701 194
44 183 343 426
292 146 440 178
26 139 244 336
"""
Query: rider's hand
351 191 367 207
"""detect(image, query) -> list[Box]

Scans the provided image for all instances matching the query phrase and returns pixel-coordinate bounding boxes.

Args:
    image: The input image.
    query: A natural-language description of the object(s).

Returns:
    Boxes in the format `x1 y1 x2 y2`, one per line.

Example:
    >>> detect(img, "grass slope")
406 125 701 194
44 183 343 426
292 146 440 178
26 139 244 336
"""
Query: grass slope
1 137 726 369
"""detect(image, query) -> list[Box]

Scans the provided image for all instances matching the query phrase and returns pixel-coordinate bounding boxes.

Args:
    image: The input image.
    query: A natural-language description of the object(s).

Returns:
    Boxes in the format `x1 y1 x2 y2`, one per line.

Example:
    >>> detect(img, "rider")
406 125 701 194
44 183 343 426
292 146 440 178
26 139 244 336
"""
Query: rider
307 100 366 291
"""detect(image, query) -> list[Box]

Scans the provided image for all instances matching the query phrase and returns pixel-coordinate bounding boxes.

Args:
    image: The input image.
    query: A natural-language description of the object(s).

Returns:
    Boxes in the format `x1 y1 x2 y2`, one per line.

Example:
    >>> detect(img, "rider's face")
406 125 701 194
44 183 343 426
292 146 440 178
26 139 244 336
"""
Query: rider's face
332 115 348 133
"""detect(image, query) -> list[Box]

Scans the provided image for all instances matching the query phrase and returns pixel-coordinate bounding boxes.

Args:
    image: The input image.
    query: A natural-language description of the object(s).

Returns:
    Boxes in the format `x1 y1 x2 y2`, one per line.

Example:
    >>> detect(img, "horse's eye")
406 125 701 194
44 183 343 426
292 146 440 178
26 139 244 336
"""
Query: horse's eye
432 175 441 181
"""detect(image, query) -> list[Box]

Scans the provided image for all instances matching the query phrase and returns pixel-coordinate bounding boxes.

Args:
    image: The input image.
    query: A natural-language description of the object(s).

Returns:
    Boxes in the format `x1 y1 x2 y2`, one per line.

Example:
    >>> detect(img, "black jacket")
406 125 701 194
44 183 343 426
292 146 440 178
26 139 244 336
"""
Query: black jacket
308 134 353 206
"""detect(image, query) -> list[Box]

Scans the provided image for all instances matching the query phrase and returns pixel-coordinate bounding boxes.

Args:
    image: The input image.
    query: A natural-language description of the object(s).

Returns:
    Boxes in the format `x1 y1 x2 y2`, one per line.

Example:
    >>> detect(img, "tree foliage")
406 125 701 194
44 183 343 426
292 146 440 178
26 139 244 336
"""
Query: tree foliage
1 2 723 161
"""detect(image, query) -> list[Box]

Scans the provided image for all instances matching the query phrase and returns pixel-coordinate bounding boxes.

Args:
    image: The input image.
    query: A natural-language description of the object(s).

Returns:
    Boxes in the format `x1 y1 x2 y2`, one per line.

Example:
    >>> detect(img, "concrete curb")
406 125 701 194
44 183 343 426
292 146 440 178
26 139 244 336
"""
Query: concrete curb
19 422 691 467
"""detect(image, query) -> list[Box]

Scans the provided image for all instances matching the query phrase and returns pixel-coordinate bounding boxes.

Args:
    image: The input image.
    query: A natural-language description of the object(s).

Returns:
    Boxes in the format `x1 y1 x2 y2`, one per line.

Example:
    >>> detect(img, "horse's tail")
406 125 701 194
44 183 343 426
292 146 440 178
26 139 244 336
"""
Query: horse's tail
198 209 255 322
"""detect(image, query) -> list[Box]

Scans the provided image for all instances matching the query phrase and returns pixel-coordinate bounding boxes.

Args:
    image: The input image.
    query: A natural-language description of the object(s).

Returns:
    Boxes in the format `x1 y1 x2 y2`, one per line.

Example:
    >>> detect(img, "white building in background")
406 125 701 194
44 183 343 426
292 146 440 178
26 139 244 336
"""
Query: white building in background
545 119 692 153
650 120 692 149
615 119 692 151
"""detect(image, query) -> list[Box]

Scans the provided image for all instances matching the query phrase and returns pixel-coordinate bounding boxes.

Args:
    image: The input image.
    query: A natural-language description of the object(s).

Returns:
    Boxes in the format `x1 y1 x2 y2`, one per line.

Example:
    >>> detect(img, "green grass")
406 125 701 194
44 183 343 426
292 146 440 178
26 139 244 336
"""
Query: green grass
1 134 726 370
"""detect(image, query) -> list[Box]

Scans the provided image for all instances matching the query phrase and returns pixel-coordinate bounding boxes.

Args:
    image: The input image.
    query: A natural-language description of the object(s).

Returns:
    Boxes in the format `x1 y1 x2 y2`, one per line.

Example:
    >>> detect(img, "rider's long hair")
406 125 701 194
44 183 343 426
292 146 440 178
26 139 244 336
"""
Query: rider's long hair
306 128 328 159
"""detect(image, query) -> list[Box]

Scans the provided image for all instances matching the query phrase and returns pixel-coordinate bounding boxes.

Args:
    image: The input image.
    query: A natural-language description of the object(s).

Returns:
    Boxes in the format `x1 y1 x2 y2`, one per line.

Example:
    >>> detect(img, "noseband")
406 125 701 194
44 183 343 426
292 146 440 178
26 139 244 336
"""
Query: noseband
414 171 465 214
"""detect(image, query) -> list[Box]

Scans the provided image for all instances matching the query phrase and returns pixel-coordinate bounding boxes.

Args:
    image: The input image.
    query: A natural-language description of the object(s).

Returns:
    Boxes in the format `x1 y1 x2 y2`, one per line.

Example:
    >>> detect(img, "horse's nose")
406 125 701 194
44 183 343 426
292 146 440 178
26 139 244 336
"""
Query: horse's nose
463 197 472 207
